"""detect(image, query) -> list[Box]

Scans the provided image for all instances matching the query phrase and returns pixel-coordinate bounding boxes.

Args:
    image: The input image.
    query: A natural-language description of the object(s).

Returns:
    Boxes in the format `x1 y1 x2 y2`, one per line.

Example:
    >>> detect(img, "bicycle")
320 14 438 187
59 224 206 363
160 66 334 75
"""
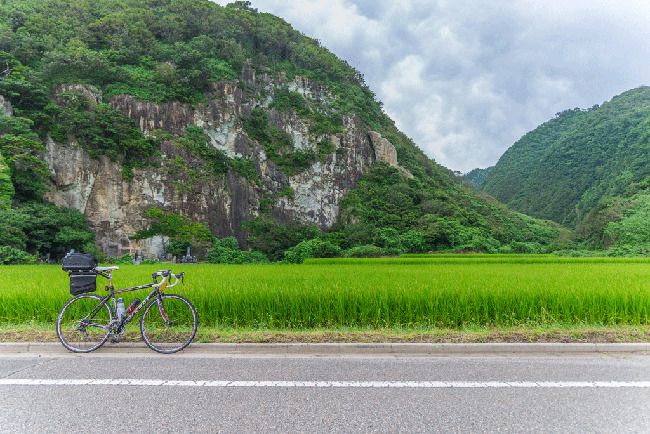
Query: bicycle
56 265 198 354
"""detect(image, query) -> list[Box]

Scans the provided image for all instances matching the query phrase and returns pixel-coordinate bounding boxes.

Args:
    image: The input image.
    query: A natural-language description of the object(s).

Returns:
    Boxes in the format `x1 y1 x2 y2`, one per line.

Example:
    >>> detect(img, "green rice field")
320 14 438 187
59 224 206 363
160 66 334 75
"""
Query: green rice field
1 255 650 328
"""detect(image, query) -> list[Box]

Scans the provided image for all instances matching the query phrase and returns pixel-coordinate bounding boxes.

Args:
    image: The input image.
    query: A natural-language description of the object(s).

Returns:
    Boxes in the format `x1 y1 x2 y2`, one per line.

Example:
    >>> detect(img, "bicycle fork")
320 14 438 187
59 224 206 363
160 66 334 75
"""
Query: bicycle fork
157 297 171 325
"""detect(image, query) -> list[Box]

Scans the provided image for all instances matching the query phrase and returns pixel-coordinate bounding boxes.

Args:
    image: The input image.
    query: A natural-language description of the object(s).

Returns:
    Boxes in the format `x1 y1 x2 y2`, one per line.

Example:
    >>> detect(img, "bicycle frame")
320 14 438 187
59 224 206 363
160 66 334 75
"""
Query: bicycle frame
84 269 182 336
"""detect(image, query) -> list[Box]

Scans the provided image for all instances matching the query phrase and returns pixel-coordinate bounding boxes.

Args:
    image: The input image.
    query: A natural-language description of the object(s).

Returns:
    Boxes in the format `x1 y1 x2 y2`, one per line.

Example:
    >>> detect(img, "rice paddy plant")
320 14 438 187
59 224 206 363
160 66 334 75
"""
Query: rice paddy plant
1 258 650 328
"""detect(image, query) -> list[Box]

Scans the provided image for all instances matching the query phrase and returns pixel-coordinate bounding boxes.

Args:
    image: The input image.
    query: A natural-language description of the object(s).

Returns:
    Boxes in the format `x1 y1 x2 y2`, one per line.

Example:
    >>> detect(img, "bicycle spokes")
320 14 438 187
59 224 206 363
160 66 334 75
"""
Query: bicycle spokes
56 294 112 353
140 294 197 354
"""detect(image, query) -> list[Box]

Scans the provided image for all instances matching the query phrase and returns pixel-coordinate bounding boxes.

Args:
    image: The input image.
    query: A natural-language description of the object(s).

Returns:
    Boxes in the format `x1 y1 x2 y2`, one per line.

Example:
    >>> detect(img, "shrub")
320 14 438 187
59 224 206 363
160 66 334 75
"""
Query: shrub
214 236 240 251
374 228 404 252
399 230 427 253
244 218 320 261
270 87 309 115
343 244 385 258
206 249 269 264
0 246 37 264
115 253 134 265
507 241 544 254
456 235 501 254
205 237 269 264
284 238 341 263
604 243 650 257
497 245 513 254
166 239 193 257
335 222 377 250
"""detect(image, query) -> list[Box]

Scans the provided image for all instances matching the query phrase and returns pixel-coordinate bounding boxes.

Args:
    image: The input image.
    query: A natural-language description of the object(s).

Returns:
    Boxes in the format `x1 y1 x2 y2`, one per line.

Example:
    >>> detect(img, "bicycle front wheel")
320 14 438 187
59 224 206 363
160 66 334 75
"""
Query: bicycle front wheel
140 294 198 354
56 294 113 353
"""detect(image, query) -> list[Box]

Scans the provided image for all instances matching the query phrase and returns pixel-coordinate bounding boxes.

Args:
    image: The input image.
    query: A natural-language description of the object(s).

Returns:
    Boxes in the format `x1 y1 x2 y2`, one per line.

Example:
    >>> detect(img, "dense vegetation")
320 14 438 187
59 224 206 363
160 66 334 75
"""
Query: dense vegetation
0 203 97 263
463 166 493 189
480 87 650 253
331 163 565 255
0 0 572 263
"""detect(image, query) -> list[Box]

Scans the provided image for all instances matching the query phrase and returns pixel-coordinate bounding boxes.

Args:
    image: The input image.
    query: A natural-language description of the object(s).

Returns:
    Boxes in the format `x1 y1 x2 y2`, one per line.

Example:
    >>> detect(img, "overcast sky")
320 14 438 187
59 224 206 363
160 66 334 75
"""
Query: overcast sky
211 0 650 173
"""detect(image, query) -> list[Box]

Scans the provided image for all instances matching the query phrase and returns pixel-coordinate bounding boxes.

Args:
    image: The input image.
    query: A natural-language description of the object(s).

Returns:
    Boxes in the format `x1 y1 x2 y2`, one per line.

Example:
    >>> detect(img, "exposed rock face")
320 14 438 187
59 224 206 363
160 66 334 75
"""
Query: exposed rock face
44 65 397 257
0 95 12 117
45 137 170 257
369 131 398 167
55 84 103 104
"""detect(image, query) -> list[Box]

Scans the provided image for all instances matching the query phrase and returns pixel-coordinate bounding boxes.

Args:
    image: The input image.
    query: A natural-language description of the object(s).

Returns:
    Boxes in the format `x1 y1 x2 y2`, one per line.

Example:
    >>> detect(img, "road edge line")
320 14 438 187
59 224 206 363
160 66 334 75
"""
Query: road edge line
0 342 647 355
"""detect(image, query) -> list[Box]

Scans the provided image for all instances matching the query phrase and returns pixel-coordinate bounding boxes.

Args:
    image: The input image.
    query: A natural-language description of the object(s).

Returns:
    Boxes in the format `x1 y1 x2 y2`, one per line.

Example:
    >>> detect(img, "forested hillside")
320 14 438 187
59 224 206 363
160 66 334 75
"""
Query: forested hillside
480 86 650 254
0 0 567 263
463 166 493 189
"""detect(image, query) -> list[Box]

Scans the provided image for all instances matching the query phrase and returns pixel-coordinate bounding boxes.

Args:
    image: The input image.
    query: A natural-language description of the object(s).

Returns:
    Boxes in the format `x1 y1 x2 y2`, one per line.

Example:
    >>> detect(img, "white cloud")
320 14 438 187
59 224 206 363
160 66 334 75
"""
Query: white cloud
381 56 426 101
211 0 650 172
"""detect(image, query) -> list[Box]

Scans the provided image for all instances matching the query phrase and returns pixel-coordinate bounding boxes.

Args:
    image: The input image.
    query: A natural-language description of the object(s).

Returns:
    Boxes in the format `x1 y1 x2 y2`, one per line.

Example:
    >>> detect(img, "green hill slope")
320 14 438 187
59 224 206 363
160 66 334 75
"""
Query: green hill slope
463 166 493 189
482 87 650 228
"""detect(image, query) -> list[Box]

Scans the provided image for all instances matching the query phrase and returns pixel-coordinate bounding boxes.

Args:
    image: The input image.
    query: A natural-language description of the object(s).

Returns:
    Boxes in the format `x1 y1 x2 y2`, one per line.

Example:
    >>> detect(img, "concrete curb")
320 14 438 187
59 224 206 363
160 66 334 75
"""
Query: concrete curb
0 342 648 356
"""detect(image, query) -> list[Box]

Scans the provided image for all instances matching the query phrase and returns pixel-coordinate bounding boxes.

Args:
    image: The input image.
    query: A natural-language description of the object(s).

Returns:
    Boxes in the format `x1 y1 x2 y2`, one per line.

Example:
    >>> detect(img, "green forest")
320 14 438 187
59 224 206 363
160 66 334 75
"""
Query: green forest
478 86 650 255
0 0 635 265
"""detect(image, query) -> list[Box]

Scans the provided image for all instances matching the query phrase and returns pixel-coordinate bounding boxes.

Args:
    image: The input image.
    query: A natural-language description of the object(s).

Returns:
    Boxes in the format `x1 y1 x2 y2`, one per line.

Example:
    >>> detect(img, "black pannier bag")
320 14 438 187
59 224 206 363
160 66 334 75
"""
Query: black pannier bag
69 272 97 295
62 252 97 272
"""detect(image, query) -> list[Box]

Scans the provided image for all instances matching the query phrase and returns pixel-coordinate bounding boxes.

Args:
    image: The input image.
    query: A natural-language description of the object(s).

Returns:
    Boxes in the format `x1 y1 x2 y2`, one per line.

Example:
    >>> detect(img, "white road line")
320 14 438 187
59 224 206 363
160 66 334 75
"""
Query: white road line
1 379 650 388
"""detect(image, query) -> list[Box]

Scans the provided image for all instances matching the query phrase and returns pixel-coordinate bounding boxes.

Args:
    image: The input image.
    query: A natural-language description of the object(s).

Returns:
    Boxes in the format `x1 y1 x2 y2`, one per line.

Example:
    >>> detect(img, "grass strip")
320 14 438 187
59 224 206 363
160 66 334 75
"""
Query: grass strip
1 323 649 343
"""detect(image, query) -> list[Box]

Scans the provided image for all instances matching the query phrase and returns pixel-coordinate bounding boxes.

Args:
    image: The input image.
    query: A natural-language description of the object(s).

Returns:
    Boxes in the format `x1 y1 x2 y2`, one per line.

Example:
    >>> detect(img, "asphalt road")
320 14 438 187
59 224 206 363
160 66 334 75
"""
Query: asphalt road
1 351 649 433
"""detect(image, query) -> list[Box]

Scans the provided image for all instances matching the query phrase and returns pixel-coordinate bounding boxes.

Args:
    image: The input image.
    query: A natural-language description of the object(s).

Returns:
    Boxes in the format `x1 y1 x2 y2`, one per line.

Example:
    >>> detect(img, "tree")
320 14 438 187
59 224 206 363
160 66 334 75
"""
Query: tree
0 153 14 208
0 116 48 201
227 1 257 13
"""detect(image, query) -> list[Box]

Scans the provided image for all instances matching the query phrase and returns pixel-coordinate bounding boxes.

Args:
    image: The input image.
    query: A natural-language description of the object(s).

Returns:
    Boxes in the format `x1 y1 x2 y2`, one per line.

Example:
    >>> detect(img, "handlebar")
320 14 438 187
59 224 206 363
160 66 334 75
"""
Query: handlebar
152 270 185 288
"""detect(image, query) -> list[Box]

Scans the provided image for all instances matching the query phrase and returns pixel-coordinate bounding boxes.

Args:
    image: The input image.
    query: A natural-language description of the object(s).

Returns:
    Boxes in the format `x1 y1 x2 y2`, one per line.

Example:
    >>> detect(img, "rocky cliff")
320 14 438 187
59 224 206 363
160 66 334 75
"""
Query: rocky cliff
42 65 400 257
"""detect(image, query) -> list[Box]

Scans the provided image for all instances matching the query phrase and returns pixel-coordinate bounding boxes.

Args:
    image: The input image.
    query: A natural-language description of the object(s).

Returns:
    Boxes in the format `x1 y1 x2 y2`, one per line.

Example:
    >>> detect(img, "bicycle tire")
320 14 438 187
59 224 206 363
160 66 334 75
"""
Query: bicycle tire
140 294 197 354
56 294 113 353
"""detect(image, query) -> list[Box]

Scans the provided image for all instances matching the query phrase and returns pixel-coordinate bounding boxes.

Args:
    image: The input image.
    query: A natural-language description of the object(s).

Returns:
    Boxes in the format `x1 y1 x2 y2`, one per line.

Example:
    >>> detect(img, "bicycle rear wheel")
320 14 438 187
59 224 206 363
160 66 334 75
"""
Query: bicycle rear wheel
56 294 113 353
140 294 197 354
